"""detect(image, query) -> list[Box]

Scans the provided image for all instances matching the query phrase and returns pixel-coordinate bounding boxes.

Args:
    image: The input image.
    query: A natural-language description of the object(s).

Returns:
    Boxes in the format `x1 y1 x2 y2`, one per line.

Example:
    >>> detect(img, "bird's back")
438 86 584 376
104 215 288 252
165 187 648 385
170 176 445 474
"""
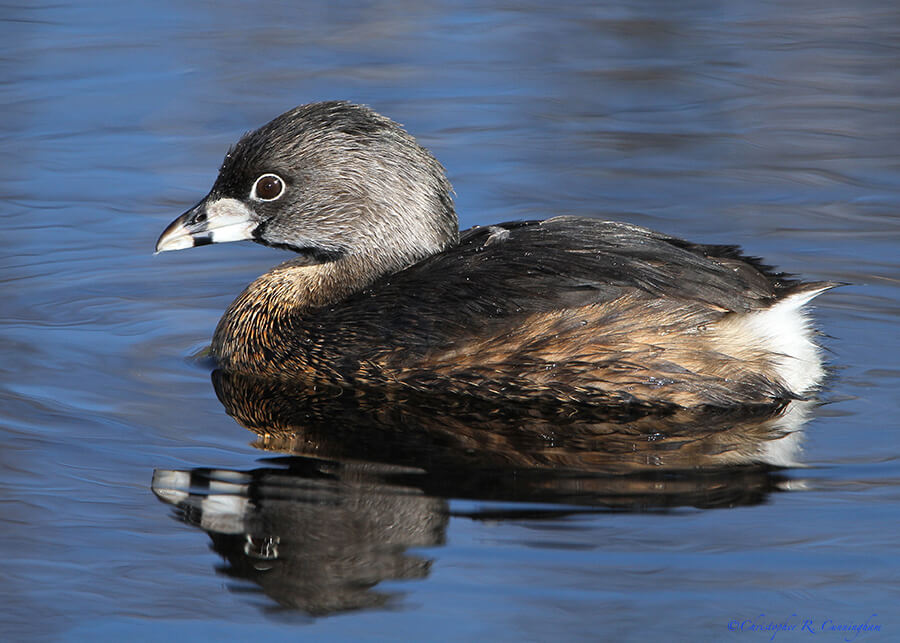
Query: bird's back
272 217 834 408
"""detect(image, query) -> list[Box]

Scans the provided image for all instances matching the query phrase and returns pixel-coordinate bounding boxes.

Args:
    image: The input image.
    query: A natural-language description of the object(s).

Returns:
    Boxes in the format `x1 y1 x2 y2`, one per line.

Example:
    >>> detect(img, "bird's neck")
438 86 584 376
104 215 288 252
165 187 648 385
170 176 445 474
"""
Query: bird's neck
209 254 380 377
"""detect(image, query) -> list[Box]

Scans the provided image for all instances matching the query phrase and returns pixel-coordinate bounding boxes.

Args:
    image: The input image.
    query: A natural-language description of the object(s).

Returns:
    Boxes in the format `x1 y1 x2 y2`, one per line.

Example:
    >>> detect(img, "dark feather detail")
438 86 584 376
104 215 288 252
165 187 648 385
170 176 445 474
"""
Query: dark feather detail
211 217 833 409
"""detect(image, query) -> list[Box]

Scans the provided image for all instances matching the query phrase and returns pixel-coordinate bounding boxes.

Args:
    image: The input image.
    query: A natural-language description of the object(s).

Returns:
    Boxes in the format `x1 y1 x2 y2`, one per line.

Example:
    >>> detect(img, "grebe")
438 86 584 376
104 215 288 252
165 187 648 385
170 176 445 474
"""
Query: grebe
157 101 833 409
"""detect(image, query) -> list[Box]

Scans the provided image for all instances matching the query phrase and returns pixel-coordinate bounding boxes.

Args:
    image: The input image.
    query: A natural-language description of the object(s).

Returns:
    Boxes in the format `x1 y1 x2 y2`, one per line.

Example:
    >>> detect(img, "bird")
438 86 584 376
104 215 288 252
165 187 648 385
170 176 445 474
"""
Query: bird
156 100 835 410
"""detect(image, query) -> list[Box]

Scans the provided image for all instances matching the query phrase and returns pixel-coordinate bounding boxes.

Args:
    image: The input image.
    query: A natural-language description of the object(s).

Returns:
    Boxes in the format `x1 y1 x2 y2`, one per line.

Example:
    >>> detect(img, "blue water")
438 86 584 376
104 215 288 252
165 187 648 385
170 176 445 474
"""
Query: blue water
2 2 899 641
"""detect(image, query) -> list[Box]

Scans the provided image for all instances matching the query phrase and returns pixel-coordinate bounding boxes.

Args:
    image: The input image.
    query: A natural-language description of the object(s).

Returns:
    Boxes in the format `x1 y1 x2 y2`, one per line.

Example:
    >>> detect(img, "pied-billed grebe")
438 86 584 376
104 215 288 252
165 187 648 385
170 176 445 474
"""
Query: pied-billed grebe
157 101 834 409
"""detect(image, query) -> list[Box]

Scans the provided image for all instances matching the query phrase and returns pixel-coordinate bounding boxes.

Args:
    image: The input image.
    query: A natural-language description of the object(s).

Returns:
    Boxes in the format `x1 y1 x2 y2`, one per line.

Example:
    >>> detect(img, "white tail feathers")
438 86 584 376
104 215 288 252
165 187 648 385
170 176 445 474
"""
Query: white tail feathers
716 284 834 396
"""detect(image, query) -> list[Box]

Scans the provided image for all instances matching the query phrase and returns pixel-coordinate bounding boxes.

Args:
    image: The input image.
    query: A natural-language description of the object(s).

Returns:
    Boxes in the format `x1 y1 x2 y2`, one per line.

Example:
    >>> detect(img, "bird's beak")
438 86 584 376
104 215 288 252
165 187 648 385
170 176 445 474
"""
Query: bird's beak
155 197 257 254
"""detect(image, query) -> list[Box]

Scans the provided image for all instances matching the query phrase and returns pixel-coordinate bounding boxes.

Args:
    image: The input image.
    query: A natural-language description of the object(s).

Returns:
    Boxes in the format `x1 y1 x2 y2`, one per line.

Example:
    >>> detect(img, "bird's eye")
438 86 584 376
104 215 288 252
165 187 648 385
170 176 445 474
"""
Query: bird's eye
252 173 285 201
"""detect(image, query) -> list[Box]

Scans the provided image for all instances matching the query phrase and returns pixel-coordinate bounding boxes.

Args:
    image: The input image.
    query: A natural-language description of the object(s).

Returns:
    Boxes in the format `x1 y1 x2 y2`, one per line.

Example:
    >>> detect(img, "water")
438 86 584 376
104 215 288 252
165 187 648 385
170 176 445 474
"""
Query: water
2 1 899 640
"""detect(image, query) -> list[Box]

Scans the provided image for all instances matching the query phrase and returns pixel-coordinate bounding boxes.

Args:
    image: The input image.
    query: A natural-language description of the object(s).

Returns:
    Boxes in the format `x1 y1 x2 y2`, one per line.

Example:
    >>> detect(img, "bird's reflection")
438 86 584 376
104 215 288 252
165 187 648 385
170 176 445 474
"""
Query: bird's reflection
152 371 818 614
153 461 444 615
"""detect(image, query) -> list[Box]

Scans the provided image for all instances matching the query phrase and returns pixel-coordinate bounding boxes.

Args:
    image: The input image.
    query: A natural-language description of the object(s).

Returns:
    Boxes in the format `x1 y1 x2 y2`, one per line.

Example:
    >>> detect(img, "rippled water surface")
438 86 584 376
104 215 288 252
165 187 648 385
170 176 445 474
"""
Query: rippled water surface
2 2 899 641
